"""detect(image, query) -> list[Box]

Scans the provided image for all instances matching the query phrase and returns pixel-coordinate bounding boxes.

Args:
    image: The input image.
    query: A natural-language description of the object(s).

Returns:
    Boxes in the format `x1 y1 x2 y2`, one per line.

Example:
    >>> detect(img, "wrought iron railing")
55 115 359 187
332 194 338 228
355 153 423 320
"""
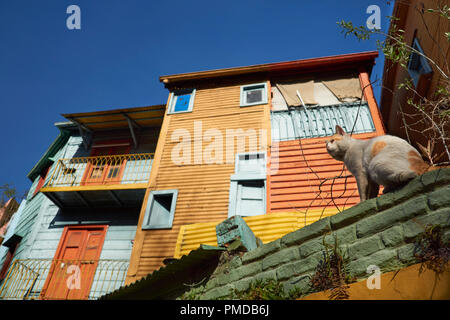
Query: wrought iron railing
44 153 154 188
0 259 129 300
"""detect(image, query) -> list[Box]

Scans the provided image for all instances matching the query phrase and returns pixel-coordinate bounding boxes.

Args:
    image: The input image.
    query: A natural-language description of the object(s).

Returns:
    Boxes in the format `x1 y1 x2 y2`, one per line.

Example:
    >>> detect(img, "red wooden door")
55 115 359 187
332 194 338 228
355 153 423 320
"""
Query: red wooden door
41 225 107 300
82 145 130 186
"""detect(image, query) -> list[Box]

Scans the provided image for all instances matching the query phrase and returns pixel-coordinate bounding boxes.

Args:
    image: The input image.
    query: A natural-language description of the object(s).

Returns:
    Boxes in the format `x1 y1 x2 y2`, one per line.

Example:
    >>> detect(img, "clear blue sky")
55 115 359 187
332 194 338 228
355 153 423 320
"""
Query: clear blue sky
0 0 393 198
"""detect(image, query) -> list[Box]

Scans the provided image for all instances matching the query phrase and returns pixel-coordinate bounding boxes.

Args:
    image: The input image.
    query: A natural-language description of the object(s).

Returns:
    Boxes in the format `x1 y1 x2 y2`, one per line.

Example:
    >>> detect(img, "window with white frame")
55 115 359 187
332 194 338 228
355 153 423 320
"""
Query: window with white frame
240 83 268 107
228 152 266 217
407 38 432 88
235 152 266 175
168 89 196 114
142 190 178 229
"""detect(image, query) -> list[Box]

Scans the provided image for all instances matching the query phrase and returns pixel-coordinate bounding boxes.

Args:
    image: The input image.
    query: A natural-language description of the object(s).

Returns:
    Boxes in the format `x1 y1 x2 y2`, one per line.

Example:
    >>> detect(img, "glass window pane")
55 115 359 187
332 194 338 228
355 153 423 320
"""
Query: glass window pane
174 94 192 112
246 89 263 104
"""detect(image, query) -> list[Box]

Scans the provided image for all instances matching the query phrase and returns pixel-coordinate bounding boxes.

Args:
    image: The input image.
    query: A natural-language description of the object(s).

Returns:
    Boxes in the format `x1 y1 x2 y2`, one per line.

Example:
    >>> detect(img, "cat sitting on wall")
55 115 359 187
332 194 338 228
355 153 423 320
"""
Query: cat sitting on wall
325 125 432 202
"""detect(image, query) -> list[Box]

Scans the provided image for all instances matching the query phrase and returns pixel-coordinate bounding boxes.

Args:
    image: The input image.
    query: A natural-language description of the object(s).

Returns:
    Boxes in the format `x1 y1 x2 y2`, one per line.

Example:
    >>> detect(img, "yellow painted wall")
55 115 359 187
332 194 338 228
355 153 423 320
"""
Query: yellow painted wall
173 208 340 258
301 263 450 300
126 81 271 284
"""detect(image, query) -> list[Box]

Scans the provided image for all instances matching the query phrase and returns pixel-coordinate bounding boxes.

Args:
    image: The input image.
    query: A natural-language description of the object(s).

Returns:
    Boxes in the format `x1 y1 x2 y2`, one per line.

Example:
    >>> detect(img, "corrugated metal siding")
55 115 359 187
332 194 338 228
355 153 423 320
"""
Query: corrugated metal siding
9 133 143 298
173 208 340 258
268 133 380 213
133 83 270 278
13 136 86 261
271 102 375 141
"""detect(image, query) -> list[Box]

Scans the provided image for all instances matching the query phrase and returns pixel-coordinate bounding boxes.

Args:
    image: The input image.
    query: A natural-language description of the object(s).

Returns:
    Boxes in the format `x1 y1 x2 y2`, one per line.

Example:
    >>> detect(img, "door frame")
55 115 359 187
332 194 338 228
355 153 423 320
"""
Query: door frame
81 140 131 186
40 224 108 300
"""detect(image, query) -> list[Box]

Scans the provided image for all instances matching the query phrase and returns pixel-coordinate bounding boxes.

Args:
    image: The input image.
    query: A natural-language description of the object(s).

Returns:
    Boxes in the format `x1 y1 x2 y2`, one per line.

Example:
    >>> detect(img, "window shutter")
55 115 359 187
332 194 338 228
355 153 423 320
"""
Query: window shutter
236 180 265 217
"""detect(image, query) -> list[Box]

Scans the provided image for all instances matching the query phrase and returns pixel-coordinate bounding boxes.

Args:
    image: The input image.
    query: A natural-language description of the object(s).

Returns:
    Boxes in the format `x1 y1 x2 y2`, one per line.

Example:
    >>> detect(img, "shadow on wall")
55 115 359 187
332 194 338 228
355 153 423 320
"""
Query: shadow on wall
48 207 140 229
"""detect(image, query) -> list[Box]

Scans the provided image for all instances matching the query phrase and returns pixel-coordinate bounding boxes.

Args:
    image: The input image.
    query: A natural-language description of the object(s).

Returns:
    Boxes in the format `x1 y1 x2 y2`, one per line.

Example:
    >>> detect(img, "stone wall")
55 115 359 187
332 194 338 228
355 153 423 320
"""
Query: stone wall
182 169 450 299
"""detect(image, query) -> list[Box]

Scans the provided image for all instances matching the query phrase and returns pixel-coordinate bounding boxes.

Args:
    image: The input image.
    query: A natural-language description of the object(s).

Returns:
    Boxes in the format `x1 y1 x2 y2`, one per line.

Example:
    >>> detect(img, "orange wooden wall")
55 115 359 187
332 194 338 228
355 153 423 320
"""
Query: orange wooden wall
267 68 386 214
267 133 378 214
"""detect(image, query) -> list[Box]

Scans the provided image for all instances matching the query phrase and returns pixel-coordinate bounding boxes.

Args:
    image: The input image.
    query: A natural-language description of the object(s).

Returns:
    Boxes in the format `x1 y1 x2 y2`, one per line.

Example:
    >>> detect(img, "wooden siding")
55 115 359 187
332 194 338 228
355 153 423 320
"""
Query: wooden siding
9 135 86 261
7 133 143 298
268 68 386 213
127 82 271 283
268 133 379 213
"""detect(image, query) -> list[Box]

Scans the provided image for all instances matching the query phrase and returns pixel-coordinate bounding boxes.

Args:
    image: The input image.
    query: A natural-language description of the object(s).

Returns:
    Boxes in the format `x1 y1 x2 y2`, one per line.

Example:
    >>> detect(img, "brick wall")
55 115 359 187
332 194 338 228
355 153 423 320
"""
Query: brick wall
182 168 450 299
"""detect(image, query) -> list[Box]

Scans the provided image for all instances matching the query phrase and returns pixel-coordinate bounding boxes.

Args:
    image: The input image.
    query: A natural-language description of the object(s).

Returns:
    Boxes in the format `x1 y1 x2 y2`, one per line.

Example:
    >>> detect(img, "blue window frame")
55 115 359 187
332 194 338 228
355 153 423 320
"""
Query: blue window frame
240 83 268 107
407 38 432 88
142 190 178 229
168 89 196 114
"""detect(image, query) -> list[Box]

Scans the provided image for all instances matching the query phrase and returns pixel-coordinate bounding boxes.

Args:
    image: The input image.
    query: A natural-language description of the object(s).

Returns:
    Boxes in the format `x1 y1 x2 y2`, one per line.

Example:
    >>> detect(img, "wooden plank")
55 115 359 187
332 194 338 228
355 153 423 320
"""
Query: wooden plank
127 82 271 280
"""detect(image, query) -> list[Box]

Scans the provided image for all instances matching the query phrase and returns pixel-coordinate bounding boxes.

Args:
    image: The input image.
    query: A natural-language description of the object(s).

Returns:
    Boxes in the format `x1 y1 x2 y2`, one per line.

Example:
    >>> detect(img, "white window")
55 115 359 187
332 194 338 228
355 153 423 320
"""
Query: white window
235 152 266 175
408 38 432 88
234 180 266 217
168 89 196 114
240 83 268 107
228 152 266 217
142 190 178 229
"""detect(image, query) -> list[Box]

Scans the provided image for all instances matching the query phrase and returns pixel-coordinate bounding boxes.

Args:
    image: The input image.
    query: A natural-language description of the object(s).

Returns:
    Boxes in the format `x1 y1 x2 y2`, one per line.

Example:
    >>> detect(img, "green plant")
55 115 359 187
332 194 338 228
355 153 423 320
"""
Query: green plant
338 3 450 164
0 183 18 207
230 279 302 300
414 224 450 276
179 286 205 300
309 235 355 300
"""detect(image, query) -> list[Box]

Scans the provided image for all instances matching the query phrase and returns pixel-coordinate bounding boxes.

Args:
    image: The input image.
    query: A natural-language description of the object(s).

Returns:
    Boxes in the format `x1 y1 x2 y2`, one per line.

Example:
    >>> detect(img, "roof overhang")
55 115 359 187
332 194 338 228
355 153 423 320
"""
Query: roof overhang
160 51 379 86
27 127 72 181
100 244 225 300
62 104 166 132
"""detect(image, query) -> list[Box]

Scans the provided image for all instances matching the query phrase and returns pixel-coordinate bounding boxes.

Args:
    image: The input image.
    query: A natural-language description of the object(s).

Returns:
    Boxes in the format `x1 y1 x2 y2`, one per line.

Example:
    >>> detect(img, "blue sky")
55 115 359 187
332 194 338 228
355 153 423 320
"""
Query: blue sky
0 0 393 197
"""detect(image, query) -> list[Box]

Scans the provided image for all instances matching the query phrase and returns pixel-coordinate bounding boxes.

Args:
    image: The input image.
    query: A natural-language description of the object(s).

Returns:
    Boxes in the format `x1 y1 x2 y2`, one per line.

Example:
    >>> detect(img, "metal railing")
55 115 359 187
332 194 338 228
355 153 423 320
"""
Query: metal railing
271 102 375 141
44 153 154 188
0 259 129 300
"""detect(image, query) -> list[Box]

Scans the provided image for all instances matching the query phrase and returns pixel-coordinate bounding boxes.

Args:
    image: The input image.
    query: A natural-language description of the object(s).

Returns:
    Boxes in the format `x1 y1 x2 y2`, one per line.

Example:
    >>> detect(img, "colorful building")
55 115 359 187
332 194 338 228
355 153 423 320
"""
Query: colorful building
0 51 385 299
380 0 449 161
126 51 384 285
0 106 163 299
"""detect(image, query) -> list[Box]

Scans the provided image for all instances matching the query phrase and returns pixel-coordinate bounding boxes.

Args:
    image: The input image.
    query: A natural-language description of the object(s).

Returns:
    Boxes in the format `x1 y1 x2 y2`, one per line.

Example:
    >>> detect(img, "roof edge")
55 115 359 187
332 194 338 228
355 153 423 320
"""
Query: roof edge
160 51 379 84
27 127 72 182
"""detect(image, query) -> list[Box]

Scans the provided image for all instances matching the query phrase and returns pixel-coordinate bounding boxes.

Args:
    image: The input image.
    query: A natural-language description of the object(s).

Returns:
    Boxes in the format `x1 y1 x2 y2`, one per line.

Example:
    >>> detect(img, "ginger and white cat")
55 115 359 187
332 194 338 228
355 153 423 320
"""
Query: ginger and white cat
325 125 430 201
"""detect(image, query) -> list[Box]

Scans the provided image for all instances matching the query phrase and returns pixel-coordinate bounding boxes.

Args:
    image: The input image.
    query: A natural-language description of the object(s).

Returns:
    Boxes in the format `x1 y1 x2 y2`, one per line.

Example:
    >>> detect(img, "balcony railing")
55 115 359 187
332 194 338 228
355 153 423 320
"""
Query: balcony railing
44 153 154 189
0 259 129 300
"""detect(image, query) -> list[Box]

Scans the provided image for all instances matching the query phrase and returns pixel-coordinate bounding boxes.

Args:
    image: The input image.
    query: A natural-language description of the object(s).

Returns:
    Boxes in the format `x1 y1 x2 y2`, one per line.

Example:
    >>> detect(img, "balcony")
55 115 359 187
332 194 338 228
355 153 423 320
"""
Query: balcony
0 259 128 300
40 153 153 208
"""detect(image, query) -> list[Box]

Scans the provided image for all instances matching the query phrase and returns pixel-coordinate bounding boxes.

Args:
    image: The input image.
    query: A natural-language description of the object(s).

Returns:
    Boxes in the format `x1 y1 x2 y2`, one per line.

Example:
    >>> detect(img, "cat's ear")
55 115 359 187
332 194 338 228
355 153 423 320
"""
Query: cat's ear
335 125 347 136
